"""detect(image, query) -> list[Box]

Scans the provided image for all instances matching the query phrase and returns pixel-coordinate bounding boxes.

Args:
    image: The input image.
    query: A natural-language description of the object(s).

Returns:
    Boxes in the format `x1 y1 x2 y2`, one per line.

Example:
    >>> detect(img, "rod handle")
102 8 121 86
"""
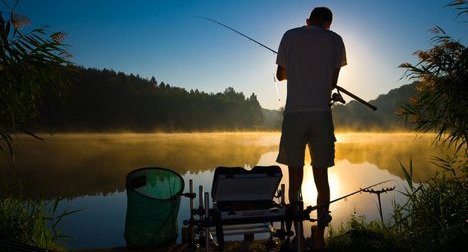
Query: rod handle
337 86 377 111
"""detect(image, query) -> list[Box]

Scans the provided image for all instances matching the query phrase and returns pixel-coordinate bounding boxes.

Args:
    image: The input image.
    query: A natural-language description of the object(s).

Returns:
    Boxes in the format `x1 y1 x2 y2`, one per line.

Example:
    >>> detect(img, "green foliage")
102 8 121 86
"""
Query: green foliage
391 5 468 248
327 160 468 251
327 3 468 251
399 27 467 154
326 215 406 252
390 160 468 251
0 2 73 156
0 2 76 250
0 195 77 251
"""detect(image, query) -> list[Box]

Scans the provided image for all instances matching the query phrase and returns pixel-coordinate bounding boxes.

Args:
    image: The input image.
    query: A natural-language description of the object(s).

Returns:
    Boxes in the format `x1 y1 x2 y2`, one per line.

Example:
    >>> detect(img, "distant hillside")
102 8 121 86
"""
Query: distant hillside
261 82 419 131
333 82 418 130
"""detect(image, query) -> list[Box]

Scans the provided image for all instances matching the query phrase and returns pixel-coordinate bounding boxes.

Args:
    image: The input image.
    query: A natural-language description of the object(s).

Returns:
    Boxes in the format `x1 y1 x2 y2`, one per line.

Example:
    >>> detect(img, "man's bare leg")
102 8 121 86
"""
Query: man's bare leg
312 166 330 249
288 166 305 247
288 166 303 204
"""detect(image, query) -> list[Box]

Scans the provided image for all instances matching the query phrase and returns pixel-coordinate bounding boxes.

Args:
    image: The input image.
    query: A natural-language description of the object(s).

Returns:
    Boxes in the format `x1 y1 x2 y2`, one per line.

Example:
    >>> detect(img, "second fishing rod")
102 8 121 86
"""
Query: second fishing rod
198 16 377 111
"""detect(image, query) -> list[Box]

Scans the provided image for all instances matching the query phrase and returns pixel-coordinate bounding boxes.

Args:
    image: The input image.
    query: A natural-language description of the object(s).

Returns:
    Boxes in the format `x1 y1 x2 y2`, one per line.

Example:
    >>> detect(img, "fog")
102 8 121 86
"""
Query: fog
1 132 440 199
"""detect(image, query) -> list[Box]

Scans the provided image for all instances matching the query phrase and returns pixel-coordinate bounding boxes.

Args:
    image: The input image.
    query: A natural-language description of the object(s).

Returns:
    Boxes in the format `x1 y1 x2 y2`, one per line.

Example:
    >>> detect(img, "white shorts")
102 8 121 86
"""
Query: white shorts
276 111 336 168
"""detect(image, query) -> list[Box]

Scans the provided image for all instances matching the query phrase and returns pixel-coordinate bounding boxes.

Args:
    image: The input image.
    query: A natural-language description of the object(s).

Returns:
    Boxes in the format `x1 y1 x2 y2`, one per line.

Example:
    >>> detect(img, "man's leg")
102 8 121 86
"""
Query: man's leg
288 166 305 249
312 166 330 248
288 166 303 203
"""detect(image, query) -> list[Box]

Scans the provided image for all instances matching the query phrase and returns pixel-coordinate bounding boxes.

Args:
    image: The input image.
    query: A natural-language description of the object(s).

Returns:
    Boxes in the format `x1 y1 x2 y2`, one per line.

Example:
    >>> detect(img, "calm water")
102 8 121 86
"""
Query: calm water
1 132 441 249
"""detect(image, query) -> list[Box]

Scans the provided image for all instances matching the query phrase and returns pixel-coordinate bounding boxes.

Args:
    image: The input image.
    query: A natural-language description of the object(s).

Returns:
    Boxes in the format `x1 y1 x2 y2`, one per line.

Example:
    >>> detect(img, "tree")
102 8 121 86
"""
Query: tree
396 3 468 247
399 6 467 154
0 2 73 156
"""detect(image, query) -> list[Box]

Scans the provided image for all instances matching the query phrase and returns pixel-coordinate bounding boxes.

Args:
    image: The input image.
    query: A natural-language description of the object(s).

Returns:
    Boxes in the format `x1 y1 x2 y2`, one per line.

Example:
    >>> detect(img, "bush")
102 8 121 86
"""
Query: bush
326 215 406 252
390 159 468 252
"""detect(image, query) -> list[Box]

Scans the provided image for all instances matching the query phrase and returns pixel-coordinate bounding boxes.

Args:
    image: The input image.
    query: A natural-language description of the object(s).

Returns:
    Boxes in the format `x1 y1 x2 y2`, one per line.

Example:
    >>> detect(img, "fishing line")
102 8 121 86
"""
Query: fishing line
306 179 395 212
272 72 282 107
196 16 278 54
197 15 283 107
197 16 377 111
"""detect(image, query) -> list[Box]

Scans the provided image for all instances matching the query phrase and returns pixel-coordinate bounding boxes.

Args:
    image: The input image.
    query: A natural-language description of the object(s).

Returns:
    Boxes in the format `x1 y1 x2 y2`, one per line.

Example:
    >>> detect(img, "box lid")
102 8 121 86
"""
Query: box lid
211 165 282 202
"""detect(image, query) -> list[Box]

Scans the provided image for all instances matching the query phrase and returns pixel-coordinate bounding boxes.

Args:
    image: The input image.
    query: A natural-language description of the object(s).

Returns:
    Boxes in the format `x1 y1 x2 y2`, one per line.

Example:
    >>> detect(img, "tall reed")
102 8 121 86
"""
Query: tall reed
0 191 79 251
390 157 467 251
326 157 467 251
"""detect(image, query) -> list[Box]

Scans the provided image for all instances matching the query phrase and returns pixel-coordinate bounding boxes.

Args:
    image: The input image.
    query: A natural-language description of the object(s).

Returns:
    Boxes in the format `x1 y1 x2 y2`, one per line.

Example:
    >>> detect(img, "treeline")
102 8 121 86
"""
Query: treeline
262 82 419 131
37 67 264 131
36 66 419 132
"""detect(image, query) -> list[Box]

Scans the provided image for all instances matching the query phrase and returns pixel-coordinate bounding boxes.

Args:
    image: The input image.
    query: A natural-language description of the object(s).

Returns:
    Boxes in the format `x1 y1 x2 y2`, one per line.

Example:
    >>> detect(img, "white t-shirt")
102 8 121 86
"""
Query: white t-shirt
277 25 347 113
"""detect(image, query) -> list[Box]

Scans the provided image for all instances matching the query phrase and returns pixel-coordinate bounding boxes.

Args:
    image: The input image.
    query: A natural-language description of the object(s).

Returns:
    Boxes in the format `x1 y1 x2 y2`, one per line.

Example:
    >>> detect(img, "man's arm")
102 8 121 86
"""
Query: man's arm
332 68 341 89
276 65 287 81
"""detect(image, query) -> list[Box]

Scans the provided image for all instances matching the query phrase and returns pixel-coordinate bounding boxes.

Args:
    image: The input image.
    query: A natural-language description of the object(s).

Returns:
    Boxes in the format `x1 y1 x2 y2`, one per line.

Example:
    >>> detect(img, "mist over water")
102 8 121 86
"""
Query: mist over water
0 132 441 249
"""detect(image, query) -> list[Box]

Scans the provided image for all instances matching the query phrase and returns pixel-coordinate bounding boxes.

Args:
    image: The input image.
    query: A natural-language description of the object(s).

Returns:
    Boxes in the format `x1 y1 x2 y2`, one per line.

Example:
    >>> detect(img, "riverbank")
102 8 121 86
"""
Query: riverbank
77 239 283 252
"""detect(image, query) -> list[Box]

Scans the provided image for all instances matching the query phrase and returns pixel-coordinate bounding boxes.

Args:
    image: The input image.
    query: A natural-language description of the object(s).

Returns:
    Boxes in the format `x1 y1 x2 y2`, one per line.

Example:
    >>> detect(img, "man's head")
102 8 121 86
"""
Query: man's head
307 7 333 29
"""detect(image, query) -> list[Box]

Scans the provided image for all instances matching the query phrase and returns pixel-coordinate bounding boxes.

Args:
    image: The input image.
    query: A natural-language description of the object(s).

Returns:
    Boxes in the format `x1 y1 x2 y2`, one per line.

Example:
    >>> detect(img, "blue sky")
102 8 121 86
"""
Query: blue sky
10 0 467 109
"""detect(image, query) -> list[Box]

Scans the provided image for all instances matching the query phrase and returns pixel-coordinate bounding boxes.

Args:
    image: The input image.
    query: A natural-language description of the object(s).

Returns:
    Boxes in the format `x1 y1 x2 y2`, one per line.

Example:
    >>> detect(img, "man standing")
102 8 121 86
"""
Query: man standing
276 7 347 249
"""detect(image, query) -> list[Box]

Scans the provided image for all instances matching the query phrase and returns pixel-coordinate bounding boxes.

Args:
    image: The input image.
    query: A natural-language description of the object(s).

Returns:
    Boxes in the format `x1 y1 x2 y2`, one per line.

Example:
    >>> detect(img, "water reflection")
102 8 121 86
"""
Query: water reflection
0 132 441 249
255 151 409 240
1 132 439 199
1 133 276 198
335 133 440 181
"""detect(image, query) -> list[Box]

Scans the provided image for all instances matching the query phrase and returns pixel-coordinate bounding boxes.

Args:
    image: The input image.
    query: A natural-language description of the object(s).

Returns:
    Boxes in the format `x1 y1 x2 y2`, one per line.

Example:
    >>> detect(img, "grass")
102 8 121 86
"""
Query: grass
327 215 405 252
326 155 468 252
0 183 79 251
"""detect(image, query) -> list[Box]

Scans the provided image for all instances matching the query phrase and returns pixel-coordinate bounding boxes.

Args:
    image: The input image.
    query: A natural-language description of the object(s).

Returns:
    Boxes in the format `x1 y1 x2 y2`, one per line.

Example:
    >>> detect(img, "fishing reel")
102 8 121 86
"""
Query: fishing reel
329 89 346 106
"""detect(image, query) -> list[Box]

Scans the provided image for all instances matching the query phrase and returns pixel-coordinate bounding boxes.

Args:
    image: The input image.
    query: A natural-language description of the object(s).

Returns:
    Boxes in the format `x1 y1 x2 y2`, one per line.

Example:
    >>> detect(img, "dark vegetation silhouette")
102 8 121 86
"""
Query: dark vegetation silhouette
263 82 420 131
0 2 75 250
36 66 419 133
37 67 264 132
327 1 467 251
0 1 73 155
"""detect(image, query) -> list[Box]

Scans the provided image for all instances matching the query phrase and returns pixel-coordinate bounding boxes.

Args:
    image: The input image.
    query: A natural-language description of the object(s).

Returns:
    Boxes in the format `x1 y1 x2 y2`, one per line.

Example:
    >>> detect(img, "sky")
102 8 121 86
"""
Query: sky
8 0 467 110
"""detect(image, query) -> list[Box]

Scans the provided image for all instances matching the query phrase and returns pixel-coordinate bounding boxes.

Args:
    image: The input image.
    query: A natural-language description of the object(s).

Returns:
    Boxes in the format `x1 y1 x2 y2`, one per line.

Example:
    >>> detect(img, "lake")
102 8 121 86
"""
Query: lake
0 132 441 249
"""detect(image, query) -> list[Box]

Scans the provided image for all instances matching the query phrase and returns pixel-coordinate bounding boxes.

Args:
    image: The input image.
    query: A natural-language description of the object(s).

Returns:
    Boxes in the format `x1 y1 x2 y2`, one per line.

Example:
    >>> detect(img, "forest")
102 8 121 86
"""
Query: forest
35 66 418 132
37 67 264 132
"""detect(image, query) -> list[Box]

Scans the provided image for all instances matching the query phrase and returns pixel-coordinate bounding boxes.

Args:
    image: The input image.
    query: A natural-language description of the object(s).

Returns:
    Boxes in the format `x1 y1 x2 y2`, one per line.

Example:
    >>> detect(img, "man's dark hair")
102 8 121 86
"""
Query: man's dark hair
309 7 333 24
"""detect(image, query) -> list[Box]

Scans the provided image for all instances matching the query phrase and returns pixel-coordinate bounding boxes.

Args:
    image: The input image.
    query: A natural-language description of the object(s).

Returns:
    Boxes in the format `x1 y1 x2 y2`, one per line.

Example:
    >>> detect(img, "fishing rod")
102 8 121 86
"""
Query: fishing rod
198 16 377 111
337 86 377 111
197 16 277 54
305 179 394 212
